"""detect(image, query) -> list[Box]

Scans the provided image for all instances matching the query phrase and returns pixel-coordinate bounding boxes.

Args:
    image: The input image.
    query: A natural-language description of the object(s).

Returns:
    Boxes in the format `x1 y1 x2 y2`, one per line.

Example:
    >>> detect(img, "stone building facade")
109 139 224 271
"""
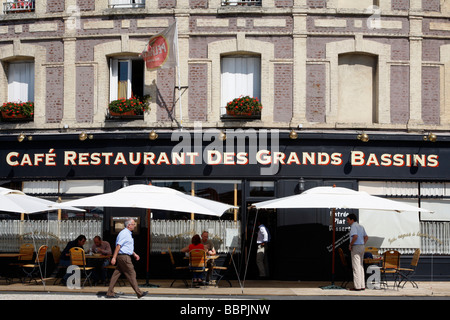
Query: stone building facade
0 0 448 132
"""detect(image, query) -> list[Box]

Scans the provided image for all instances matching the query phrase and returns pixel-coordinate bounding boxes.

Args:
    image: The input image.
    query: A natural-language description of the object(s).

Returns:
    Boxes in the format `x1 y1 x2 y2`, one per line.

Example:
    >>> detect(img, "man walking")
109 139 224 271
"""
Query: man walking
106 218 147 299
346 213 368 291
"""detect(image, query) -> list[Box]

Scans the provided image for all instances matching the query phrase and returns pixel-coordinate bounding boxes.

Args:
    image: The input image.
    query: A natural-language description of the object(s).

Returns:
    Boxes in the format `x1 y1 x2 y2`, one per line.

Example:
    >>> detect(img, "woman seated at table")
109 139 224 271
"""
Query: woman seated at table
181 234 206 285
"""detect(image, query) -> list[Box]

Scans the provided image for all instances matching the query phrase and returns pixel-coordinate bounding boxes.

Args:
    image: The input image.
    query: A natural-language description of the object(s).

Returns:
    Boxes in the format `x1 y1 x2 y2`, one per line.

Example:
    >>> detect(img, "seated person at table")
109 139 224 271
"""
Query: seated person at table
59 234 86 285
91 235 112 255
201 231 216 283
90 236 112 284
181 234 206 284
201 231 216 256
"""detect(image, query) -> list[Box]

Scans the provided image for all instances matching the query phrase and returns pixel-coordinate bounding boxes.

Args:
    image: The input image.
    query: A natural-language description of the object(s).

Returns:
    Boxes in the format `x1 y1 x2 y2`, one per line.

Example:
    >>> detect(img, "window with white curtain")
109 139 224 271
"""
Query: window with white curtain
221 55 261 115
109 58 144 101
8 61 34 102
359 181 450 254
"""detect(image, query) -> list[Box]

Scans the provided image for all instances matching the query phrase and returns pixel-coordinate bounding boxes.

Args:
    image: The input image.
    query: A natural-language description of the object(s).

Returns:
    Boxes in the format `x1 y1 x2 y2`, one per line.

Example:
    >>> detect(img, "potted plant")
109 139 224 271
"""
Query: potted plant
225 96 262 116
108 95 150 117
0 101 34 120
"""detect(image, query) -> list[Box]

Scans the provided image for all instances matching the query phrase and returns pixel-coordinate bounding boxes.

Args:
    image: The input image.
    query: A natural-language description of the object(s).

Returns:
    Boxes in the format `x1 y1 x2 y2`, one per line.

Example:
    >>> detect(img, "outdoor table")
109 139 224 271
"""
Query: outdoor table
184 255 219 260
85 254 112 285
85 254 112 259
0 253 26 283
0 253 26 258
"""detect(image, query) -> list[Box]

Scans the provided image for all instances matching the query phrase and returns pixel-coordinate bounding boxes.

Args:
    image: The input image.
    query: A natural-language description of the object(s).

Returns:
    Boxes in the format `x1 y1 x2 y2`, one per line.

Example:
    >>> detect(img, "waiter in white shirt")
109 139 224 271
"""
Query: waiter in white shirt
256 220 270 278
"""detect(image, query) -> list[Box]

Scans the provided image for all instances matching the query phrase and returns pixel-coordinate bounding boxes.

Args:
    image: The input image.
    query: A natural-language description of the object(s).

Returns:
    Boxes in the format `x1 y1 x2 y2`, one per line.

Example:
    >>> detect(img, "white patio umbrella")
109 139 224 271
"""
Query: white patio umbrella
252 185 431 289
0 187 84 214
62 184 235 216
0 187 84 290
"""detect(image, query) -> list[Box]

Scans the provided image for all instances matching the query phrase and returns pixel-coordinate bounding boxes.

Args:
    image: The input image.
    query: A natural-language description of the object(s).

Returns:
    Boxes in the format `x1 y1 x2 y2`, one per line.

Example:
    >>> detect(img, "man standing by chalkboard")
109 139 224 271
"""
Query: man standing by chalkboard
347 213 368 291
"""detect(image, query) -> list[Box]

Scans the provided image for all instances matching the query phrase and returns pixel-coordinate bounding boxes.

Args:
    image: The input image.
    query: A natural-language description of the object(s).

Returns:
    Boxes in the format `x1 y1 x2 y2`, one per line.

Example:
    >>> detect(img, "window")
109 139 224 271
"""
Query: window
221 56 261 116
359 181 450 255
249 181 275 197
109 58 144 101
3 0 35 14
8 61 34 102
109 0 145 8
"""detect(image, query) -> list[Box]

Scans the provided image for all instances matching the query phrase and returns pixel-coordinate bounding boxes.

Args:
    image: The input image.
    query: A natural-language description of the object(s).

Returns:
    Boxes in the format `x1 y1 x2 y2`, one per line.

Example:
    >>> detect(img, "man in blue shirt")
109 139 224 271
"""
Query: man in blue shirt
346 213 369 291
106 218 147 299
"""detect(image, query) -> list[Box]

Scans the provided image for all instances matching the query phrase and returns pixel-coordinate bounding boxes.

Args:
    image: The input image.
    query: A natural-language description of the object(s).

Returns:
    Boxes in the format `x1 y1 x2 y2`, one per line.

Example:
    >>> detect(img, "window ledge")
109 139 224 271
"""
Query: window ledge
221 115 261 121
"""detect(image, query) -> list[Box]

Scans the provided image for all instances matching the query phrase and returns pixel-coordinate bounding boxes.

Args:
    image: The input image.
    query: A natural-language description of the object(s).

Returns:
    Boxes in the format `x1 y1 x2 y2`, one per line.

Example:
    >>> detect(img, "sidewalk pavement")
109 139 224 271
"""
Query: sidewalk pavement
1 278 450 298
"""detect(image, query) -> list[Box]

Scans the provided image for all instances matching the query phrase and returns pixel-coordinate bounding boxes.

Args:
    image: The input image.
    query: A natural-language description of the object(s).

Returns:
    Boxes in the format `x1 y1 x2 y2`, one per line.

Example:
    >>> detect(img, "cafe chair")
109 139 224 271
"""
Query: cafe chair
337 248 352 288
396 249 421 289
380 250 400 289
213 248 236 287
22 245 48 284
51 246 67 285
9 243 34 281
189 249 208 288
69 247 95 287
167 247 189 288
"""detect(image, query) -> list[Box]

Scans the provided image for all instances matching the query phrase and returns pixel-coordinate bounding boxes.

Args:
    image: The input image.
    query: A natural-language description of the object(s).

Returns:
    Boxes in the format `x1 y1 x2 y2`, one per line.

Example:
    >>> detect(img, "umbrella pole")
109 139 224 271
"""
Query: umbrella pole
321 208 344 290
139 209 159 288
241 208 259 293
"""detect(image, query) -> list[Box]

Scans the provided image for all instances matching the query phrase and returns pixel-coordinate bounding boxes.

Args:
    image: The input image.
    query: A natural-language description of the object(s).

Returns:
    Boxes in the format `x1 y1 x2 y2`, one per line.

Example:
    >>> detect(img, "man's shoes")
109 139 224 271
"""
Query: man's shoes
105 294 120 299
137 291 148 299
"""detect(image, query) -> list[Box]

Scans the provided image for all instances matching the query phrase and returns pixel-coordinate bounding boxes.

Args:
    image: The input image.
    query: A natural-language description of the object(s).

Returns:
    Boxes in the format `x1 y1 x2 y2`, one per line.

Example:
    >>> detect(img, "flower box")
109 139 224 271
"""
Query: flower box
108 96 149 118
109 110 138 117
0 101 34 121
226 109 253 117
225 96 262 116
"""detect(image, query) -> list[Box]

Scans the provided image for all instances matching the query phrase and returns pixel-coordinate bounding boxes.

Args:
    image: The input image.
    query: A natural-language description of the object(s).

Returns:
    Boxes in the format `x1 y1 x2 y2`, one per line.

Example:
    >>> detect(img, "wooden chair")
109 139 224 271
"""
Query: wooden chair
213 248 236 287
337 247 352 288
51 246 66 285
22 245 48 284
189 249 208 287
69 247 95 287
9 243 34 282
380 250 400 289
10 243 34 267
167 247 189 288
397 249 420 288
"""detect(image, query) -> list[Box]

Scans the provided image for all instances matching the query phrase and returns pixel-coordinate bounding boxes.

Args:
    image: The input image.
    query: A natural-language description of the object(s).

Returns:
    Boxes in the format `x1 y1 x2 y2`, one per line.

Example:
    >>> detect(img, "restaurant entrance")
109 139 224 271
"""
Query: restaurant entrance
244 204 276 280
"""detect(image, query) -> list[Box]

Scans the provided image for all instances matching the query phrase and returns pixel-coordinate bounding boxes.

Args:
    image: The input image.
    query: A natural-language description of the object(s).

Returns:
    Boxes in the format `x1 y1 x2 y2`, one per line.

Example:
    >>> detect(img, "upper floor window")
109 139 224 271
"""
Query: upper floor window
8 61 34 102
338 53 378 123
109 0 145 8
221 55 261 117
109 58 144 102
3 0 35 14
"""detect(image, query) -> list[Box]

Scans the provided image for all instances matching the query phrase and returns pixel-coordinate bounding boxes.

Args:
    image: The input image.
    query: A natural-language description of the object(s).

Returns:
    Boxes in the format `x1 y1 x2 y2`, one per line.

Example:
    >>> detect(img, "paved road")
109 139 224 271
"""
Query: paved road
1 291 449 300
